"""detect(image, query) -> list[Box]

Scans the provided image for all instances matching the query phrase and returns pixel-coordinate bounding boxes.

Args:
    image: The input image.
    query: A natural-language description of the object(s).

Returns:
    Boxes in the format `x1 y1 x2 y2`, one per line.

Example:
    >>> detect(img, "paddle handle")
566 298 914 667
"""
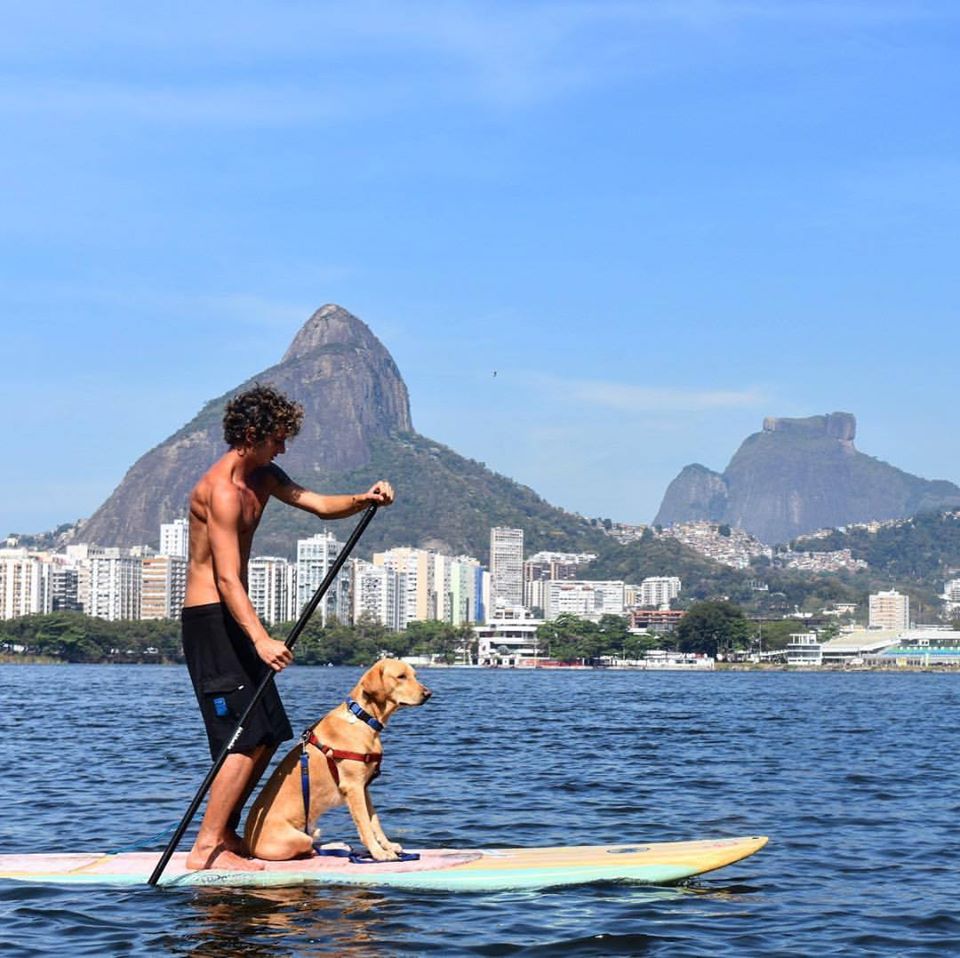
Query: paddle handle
147 504 378 886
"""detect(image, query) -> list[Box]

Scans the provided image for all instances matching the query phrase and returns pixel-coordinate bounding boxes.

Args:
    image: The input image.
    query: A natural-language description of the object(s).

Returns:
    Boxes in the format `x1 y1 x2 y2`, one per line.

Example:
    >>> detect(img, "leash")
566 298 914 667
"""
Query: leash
312 842 421 865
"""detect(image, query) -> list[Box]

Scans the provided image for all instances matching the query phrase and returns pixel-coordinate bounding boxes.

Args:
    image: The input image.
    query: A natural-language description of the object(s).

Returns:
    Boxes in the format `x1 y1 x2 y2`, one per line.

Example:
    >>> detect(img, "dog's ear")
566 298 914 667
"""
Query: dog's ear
360 660 388 704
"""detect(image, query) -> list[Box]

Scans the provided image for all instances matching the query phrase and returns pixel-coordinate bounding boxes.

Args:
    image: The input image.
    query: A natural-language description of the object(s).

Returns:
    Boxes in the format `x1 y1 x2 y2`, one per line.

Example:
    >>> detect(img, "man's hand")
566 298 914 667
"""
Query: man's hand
361 480 395 507
255 636 294 672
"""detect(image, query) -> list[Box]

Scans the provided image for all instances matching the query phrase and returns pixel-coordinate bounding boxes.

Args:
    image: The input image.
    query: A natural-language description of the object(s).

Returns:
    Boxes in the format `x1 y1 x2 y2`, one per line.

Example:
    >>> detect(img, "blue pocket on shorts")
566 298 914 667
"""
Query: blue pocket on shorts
201 673 247 720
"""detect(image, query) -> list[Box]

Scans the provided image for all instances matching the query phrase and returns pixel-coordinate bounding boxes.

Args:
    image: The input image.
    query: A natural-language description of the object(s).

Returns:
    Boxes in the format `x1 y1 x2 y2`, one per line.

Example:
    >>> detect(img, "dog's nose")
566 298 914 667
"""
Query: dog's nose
421 686 432 700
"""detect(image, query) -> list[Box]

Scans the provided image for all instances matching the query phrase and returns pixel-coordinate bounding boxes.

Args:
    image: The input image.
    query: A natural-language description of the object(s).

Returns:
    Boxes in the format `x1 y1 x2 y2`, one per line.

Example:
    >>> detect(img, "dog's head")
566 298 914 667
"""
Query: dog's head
360 659 432 709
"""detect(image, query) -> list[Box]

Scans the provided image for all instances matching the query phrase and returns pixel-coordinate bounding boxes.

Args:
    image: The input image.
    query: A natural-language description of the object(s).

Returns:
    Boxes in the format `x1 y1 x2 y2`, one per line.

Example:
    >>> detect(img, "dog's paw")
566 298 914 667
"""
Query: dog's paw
367 845 400 862
381 840 404 855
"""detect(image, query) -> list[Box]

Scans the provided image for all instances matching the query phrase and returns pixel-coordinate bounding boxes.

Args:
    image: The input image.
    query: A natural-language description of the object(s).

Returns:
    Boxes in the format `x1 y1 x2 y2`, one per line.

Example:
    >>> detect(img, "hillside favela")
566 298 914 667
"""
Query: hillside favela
4 306 960 672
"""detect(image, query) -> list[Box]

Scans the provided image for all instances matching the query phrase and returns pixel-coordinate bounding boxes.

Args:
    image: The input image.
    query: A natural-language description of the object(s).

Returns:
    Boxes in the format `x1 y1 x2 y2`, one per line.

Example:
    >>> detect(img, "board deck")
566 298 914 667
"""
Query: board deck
0 836 767 890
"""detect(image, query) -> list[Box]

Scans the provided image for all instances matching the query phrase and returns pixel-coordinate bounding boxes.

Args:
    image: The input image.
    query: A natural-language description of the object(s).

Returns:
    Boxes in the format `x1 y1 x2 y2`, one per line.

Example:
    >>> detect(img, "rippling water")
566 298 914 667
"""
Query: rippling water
2 664 959 956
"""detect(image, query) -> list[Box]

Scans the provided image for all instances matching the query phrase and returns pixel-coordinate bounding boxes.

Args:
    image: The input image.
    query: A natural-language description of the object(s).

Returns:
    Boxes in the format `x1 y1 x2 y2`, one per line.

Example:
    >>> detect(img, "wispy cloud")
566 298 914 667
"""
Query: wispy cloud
2 1 947 124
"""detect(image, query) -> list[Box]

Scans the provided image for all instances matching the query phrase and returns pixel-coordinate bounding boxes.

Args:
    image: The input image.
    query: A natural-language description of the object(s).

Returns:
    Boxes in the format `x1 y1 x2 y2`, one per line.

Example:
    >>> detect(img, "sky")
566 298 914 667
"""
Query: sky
3 1 959 538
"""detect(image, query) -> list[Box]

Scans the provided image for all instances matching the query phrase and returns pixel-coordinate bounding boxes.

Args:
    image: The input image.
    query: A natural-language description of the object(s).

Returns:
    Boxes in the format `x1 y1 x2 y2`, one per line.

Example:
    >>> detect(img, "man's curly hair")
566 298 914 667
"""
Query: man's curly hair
222 384 304 448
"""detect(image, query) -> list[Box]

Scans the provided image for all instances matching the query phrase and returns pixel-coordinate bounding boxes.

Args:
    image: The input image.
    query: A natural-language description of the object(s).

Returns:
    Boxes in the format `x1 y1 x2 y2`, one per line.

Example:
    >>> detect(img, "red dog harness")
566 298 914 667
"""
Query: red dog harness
306 731 383 785
300 729 383 834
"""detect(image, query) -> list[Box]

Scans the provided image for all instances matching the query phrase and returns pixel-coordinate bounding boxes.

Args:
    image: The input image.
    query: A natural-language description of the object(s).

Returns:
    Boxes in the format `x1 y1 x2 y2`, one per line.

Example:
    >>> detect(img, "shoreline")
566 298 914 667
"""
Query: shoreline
2 656 958 674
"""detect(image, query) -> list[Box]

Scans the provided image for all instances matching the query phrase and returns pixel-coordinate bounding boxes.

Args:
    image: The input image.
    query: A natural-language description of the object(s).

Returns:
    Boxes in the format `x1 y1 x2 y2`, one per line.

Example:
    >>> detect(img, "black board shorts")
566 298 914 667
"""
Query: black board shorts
182 603 293 760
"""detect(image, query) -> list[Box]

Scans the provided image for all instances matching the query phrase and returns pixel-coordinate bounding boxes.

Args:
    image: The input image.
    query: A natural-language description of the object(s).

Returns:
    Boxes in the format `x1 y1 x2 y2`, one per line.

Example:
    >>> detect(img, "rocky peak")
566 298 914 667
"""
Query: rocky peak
655 412 960 543
78 305 413 547
281 304 383 362
762 412 856 444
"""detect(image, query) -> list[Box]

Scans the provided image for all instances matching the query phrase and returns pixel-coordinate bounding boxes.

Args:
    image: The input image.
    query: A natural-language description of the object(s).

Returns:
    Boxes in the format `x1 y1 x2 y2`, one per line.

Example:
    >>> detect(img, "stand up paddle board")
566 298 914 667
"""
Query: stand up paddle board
0 836 767 890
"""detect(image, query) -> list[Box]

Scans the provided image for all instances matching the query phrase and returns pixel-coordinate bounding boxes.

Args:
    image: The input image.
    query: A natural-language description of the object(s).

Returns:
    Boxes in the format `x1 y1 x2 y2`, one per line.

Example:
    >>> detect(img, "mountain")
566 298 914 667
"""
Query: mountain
78 305 602 559
654 412 960 545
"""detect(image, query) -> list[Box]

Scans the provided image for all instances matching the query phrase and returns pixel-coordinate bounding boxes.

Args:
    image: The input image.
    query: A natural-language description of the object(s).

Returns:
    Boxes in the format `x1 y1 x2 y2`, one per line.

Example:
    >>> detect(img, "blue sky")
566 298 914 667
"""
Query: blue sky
3 1 959 538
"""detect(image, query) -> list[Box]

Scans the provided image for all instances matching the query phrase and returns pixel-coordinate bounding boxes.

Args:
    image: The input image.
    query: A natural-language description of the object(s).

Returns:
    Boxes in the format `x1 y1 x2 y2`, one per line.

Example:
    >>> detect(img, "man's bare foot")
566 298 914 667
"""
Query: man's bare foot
222 829 250 857
185 842 265 872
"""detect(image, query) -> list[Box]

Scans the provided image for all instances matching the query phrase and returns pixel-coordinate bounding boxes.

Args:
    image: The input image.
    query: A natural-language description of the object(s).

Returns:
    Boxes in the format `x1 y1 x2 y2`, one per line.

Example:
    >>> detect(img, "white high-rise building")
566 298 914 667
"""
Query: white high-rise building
159 518 190 559
524 552 595 612
869 589 910 631
373 547 435 629
352 559 401 630
490 527 524 611
141 555 188 620
639 576 682 609
544 580 625 621
0 549 51 620
297 532 350 625
50 562 80 612
80 549 142 621
249 557 297 626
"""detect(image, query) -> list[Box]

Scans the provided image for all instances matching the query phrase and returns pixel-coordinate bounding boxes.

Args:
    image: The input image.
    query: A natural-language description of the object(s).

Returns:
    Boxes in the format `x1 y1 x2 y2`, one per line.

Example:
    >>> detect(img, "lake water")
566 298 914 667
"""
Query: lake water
1 664 958 956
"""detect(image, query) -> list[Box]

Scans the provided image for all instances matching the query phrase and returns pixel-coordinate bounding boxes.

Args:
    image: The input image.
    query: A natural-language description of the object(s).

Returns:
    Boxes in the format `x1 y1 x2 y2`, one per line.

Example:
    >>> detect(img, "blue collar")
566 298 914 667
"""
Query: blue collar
346 697 384 732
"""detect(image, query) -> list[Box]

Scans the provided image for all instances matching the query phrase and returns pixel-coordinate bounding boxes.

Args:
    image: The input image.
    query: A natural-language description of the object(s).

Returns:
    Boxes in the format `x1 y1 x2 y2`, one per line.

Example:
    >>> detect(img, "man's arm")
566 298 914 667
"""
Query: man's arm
266 466 395 518
207 484 293 672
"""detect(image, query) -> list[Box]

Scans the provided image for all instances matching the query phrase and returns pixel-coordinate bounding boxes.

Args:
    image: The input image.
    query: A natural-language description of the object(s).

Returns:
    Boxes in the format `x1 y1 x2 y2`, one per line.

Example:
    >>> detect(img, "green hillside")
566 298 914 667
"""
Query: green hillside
793 510 960 589
255 432 609 561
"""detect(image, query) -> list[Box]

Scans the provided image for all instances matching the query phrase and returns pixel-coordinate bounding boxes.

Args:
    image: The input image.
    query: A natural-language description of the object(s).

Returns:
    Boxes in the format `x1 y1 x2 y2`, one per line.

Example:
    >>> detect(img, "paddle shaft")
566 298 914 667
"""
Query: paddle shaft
147 504 378 886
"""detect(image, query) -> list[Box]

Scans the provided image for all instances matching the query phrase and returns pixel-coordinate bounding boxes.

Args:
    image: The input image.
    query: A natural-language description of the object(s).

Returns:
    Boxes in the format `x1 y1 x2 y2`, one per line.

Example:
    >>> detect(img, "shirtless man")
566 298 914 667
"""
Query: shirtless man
181 383 394 871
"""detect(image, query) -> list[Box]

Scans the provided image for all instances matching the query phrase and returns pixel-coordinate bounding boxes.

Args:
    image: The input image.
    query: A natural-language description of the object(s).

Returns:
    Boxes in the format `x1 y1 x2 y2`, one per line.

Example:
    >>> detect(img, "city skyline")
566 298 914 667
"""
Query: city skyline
3 3 960 538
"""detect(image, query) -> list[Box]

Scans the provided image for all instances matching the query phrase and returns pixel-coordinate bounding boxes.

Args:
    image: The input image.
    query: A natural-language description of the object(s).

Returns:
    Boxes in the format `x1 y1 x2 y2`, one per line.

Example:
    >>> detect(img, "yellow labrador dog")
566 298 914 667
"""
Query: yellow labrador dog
245 659 431 862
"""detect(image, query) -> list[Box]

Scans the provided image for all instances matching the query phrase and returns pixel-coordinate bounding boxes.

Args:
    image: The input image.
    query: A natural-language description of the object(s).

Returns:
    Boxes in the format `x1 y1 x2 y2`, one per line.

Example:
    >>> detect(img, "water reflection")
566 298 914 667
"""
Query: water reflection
180 885 396 957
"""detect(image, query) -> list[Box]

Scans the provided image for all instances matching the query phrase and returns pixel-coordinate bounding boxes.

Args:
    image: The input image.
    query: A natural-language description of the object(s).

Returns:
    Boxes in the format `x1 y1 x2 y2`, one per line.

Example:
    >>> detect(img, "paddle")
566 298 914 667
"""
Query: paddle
148 503 379 886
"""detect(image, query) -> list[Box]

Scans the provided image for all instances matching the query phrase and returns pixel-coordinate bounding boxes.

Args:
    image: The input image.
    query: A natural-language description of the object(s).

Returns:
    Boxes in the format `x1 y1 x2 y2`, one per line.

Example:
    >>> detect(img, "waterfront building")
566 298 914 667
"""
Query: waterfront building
0 548 51 620
786 632 822 667
79 549 142 621
820 629 899 666
873 629 960 667
297 532 350 625
636 649 715 670
159 518 190 559
490 527 524 611
639 576 682 609
352 559 401 630
543 580 625 621
249 556 296 626
869 589 910 631
141 554 188 620
474 607 544 667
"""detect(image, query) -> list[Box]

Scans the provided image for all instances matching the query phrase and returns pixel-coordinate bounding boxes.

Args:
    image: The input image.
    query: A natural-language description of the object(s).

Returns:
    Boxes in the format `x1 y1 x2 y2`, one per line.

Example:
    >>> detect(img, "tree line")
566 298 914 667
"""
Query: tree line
0 611 476 665
1 600 797 666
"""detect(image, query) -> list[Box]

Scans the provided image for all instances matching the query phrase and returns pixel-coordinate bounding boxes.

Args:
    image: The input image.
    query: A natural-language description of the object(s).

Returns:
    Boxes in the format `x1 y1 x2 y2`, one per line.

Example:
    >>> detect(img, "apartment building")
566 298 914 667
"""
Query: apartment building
248 556 297 626
297 532 350 625
543 580 625 621
0 548 51 620
638 576 682 609
869 589 910 631
490 527 524 610
159 518 190 559
141 554 188 620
